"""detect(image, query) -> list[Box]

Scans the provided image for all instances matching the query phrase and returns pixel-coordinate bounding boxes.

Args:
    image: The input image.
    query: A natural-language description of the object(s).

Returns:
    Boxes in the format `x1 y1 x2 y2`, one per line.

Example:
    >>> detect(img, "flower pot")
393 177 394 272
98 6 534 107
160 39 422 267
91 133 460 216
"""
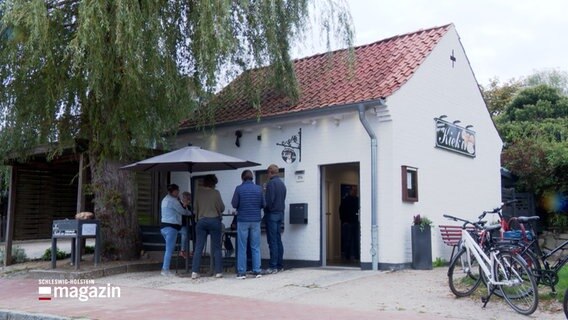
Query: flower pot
411 225 432 270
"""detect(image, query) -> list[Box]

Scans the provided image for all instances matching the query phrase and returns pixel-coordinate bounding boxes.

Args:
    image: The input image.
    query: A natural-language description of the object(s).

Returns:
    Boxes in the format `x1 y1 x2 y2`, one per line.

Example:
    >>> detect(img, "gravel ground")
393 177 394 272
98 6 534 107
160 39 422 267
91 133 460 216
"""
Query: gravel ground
100 266 564 320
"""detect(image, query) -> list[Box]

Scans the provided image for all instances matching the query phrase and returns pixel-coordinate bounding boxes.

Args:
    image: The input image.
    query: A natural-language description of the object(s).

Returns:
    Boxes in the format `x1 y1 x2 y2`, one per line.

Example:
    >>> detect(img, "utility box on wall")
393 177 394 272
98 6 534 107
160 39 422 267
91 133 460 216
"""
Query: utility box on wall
289 203 308 224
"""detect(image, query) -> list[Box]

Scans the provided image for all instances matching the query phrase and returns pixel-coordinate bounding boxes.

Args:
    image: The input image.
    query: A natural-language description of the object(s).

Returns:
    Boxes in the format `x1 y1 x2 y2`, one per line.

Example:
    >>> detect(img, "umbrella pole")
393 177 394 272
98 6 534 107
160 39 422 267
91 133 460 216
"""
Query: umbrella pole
185 165 193 273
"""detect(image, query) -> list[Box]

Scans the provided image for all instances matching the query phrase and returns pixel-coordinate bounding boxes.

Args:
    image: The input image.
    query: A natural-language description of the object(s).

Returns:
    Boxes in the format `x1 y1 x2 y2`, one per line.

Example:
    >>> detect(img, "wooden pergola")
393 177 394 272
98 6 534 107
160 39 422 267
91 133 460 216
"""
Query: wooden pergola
2 142 167 266
2 142 90 266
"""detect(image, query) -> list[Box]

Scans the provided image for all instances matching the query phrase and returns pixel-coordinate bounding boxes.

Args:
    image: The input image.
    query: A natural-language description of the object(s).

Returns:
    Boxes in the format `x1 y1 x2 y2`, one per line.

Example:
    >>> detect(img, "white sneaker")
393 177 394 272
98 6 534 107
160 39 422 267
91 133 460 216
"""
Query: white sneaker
215 273 223 278
161 270 174 277
191 272 200 279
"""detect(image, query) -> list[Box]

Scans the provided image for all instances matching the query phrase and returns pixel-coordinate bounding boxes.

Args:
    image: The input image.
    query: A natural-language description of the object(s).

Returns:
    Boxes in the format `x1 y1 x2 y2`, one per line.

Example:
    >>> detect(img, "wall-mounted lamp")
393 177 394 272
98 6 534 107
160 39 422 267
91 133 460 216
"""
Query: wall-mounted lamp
453 120 461 125
437 115 448 120
465 125 474 130
235 130 242 147
257 135 262 141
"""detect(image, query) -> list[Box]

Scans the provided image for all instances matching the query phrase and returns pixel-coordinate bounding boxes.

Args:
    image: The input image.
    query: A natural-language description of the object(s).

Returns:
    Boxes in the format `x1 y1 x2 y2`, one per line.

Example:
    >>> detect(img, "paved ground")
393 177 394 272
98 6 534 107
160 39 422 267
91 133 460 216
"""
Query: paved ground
0 266 564 320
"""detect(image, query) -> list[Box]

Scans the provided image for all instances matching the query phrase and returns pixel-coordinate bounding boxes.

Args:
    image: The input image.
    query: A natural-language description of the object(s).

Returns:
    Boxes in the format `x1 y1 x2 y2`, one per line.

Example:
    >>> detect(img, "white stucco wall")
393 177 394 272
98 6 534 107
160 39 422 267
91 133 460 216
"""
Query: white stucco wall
383 25 503 264
171 25 502 268
173 112 375 263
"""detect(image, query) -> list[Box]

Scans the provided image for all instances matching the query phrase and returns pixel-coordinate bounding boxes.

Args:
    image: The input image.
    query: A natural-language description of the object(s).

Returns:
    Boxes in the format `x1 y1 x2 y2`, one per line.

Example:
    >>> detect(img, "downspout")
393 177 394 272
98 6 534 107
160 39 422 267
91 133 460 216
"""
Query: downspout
358 104 379 271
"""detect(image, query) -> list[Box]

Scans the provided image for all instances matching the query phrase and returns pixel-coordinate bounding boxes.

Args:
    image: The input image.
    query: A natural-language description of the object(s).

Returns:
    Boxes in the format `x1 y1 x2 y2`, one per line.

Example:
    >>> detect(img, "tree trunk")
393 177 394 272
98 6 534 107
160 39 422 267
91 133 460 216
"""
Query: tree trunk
89 152 139 260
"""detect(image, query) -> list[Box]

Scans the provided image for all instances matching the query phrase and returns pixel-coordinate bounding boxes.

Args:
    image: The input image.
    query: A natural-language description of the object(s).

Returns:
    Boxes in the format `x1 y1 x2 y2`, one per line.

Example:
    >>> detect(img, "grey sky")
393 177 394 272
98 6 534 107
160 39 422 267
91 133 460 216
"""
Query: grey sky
293 0 568 85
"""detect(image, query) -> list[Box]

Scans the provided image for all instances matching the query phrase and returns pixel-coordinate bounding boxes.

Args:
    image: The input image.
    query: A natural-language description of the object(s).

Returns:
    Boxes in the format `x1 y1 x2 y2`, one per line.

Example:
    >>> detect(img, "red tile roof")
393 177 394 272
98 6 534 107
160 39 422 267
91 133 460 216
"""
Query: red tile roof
181 24 452 128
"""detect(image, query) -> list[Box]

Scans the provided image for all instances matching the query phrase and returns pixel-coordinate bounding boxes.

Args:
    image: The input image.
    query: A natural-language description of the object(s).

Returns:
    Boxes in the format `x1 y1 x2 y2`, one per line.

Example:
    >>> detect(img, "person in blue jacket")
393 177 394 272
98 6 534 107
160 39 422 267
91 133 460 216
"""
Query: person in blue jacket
231 170 264 279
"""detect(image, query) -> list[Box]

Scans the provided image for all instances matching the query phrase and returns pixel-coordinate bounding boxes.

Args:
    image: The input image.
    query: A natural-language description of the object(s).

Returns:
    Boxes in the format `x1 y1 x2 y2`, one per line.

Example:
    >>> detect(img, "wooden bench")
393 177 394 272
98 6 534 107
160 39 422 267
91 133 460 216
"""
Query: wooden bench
439 225 474 261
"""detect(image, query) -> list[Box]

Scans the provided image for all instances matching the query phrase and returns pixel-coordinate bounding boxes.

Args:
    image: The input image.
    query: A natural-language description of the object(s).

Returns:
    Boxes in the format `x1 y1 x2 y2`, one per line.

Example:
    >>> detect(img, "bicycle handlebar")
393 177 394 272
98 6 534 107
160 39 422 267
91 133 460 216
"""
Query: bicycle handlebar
479 199 519 219
443 214 486 230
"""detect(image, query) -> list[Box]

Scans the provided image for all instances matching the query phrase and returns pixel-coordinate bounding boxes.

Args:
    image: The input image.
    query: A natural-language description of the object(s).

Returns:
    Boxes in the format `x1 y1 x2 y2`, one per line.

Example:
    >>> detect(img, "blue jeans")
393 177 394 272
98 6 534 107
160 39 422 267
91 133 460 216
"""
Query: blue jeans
192 217 223 274
265 212 284 269
180 226 189 251
237 221 261 274
160 226 179 271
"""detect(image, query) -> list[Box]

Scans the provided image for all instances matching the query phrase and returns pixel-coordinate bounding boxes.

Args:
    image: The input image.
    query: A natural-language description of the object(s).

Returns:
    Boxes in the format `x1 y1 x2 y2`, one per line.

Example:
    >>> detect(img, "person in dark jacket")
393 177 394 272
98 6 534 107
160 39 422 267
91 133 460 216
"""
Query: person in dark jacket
339 186 359 261
231 170 264 279
264 164 286 273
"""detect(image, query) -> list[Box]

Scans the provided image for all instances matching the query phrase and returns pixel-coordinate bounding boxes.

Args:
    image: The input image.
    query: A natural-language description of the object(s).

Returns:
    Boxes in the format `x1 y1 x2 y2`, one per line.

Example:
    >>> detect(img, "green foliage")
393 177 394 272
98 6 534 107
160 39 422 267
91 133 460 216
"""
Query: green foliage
41 247 70 261
494 80 568 197
413 214 432 232
0 0 354 161
84 245 95 254
550 214 568 232
525 69 568 96
481 77 523 116
0 246 28 264
499 85 568 122
0 0 353 259
433 257 446 268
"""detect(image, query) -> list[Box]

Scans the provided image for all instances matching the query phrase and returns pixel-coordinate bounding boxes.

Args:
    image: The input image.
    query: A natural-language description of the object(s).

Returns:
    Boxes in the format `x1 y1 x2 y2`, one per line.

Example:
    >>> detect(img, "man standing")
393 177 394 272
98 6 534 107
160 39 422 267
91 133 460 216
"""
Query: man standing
264 164 286 273
339 186 359 261
231 170 264 279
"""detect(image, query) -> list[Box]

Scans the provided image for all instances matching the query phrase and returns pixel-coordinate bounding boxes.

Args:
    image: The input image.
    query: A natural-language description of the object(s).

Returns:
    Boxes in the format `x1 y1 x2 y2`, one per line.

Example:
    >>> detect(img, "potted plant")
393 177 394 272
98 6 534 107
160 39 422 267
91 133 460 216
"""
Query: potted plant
411 214 433 270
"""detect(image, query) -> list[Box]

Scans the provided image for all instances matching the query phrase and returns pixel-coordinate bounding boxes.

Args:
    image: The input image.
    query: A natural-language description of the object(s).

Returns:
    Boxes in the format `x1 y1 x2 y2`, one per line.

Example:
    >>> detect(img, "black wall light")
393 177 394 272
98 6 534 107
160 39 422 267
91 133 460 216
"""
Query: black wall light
235 130 243 147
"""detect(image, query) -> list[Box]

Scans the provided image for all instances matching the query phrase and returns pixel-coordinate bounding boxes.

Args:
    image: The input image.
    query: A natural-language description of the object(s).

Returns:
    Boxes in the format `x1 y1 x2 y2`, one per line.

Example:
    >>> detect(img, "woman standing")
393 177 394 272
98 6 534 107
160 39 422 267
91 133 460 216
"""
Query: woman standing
160 184 190 276
191 174 225 279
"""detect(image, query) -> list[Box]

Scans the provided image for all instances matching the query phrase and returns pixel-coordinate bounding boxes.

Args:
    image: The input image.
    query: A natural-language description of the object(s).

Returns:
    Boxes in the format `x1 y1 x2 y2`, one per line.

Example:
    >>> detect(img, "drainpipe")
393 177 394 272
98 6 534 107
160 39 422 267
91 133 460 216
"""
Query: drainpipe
358 103 379 271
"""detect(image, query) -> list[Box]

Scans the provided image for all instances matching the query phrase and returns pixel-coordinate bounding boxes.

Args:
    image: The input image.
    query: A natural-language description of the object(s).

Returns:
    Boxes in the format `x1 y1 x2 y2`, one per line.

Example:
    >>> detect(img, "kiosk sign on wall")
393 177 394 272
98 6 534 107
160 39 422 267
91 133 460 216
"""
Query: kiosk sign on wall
435 118 476 157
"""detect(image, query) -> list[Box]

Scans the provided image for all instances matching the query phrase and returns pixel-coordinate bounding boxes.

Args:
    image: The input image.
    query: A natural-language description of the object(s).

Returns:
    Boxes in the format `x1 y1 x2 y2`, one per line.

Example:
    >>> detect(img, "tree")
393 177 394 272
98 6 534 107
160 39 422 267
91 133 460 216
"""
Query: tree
480 77 523 116
497 84 568 202
525 69 568 96
0 0 353 259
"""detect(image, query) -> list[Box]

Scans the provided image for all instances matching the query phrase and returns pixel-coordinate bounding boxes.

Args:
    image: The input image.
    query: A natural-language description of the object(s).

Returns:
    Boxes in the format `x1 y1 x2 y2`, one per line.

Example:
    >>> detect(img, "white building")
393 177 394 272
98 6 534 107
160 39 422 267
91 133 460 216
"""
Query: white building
171 24 502 270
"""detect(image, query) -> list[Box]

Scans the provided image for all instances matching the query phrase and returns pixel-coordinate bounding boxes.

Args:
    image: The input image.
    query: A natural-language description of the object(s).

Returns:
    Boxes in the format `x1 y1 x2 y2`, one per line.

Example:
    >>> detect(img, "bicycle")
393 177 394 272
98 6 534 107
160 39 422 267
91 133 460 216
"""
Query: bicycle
444 214 539 315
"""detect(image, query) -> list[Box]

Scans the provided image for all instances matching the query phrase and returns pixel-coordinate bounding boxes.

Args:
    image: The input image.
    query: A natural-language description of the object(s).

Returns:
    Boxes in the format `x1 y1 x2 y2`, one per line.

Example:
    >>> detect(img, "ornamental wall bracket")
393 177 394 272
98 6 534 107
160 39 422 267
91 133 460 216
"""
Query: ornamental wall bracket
276 128 302 163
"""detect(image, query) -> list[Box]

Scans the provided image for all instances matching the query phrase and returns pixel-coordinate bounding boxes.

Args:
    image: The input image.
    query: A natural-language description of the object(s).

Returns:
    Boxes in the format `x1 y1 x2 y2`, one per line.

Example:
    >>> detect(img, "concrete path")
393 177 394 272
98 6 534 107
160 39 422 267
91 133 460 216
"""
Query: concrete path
0 277 429 320
0 267 563 319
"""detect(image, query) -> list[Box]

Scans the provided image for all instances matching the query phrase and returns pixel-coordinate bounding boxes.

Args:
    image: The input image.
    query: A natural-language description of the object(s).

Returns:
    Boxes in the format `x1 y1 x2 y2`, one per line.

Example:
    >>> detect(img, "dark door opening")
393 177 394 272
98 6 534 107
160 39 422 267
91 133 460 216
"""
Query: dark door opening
321 163 360 267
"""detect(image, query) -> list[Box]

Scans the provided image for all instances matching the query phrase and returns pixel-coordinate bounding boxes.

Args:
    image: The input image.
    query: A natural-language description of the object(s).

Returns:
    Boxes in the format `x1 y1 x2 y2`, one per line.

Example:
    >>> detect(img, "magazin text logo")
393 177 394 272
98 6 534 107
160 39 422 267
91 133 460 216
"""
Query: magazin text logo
38 279 121 302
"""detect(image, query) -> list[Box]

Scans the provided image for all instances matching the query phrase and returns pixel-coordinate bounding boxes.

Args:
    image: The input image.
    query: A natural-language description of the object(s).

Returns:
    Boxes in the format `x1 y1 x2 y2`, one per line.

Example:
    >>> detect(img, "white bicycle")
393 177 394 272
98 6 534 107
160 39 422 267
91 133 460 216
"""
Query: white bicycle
444 214 539 315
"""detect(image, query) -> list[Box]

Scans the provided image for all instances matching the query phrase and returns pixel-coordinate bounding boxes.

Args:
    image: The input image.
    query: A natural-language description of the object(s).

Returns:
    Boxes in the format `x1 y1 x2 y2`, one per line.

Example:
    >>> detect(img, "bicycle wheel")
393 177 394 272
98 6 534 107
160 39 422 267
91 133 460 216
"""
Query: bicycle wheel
488 244 541 298
448 249 482 297
494 251 538 315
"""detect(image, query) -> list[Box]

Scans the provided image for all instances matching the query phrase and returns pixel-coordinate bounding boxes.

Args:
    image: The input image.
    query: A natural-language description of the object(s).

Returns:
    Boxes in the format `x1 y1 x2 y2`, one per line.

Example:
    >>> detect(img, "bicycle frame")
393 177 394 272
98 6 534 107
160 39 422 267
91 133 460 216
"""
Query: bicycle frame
460 228 520 287
543 239 568 272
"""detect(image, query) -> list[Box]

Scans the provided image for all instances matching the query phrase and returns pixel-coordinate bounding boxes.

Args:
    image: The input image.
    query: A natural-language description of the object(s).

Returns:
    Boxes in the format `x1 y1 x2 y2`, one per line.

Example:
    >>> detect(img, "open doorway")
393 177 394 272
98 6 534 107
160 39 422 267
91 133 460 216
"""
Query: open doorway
321 163 360 267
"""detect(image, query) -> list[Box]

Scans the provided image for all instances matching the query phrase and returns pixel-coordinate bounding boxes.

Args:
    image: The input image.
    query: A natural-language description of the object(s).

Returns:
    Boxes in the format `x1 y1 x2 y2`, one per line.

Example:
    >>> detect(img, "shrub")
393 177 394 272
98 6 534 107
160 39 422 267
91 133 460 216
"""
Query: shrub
41 247 70 261
413 214 433 231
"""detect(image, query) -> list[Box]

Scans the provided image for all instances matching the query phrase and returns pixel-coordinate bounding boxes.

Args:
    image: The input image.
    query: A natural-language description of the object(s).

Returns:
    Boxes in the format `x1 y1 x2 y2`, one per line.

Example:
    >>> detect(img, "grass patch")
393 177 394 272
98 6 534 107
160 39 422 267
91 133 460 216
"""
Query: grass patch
555 265 568 302
433 257 447 268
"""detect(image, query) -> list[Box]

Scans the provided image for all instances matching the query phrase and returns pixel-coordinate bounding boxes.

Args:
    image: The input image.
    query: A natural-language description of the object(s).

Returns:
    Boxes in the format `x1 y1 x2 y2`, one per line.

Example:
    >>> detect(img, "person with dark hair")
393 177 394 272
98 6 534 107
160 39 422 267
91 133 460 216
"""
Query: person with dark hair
231 170 264 279
160 183 190 276
179 191 192 259
339 186 359 261
191 174 225 279
264 164 286 274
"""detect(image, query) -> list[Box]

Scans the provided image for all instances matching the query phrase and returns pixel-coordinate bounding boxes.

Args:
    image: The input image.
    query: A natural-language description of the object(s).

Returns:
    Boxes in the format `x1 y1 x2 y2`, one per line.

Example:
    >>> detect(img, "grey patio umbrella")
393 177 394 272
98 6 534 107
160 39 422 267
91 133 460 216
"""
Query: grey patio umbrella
121 146 261 173
121 146 261 273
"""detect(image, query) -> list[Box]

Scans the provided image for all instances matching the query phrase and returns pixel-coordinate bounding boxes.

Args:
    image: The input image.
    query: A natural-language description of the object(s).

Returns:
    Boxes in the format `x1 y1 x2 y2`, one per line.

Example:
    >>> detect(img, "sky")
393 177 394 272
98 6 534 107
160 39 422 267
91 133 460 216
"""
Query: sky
293 0 568 86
